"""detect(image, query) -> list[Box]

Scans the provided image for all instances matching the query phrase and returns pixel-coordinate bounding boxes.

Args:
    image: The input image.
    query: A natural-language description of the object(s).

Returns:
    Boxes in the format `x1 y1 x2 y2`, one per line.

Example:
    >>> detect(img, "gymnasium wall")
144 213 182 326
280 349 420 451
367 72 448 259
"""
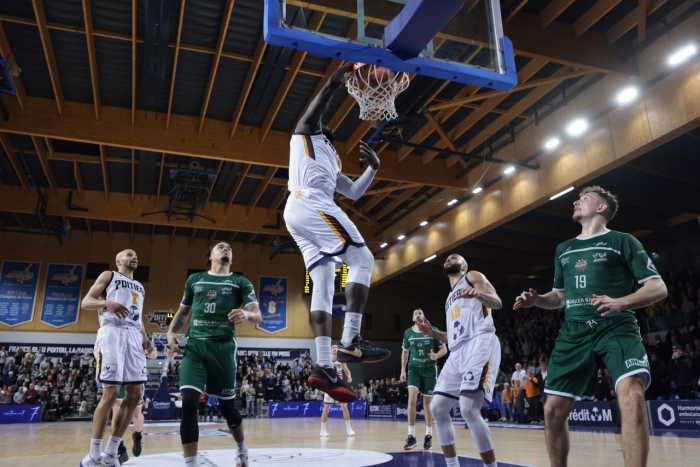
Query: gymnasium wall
0 230 314 338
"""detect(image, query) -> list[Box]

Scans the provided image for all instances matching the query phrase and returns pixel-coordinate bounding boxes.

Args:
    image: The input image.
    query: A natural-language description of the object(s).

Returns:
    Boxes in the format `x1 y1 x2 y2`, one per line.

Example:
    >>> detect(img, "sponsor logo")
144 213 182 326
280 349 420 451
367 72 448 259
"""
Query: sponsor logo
575 259 587 270
207 289 217 300
592 252 608 263
148 310 174 331
568 406 613 423
624 355 649 369
464 371 474 382
595 242 607 247
152 401 172 410
657 403 675 427
647 258 659 274
561 257 571 266
220 389 235 397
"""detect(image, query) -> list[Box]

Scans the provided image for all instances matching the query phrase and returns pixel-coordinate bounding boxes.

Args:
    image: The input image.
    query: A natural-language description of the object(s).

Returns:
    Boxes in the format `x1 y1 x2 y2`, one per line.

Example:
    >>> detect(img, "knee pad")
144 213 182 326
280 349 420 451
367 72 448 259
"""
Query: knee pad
459 393 493 453
430 394 457 447
342 245 374 287
310 261 335 314
219 399 242 431
180 389 200 444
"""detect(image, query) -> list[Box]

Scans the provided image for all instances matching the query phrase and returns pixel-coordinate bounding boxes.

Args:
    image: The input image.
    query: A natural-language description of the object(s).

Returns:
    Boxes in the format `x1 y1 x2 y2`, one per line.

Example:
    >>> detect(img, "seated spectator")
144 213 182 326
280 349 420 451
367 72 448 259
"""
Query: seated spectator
500 383 514 422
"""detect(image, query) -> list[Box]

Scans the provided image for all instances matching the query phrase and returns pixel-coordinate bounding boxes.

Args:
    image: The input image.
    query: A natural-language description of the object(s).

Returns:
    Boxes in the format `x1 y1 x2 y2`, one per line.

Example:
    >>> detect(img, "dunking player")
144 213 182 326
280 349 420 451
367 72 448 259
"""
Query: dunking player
167 242 262 467
80 249 154 467
284 64 390 401
319 346 355 438
400 308 447 450
514 186 668 467
418 254 502 467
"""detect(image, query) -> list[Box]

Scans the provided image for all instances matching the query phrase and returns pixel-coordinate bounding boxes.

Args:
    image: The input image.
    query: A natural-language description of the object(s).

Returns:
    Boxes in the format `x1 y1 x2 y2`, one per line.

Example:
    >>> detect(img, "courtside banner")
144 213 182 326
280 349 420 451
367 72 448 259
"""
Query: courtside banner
396 405 425 420
0 404 42 424
649 400 700 431
368 404 395 419
268 400 366 418
568 400 620 428
0 261 40 326
3 342 93 356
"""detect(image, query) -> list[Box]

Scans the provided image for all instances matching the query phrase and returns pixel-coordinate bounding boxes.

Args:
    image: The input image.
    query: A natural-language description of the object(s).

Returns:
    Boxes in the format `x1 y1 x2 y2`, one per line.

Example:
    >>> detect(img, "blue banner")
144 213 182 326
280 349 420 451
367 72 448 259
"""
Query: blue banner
0 261 40 326
649 400 700 431
368 404 395 419
0 404 42 424
40 263 84 327
147 377 176 420
268 400 366 418
257 276 287 334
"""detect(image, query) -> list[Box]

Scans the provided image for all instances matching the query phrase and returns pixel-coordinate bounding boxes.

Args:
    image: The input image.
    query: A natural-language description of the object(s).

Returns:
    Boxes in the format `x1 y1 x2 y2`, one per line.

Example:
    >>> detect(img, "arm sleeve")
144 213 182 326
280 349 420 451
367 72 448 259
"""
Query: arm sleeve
180 275 194 307
553 244 564 291
335 167 376 201
240 277 259 307
401 330 409 351
621 233 661 283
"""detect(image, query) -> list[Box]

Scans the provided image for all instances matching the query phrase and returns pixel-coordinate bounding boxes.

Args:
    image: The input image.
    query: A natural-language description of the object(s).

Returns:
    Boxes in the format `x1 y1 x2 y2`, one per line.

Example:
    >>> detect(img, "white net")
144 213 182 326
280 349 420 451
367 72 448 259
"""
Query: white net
346 64 410 121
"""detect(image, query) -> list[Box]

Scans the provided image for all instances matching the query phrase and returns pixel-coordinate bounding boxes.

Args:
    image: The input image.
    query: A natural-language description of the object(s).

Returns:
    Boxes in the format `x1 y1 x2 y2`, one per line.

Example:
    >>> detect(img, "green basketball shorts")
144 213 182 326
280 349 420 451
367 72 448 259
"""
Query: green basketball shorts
407 365 438 395
545 316 650 399
179 338 238 399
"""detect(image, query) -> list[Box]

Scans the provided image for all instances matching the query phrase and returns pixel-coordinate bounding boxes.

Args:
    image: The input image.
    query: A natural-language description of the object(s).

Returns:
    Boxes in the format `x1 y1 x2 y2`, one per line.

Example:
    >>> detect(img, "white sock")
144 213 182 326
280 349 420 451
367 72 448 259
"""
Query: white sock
445 456 459 466
408 425 416 436
425 425 432 436
485 462 497 467
345 420 353 430
341 312 362 347
321 422 328 432
184 456 198 466
89 439 102 461
315 336 332 367
237 440 247 452
105 436 121 456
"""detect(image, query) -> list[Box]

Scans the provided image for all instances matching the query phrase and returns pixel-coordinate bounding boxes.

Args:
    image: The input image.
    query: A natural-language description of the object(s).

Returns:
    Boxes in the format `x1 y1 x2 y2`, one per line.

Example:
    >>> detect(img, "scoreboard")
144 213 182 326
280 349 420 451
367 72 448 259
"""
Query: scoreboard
303 263 349 295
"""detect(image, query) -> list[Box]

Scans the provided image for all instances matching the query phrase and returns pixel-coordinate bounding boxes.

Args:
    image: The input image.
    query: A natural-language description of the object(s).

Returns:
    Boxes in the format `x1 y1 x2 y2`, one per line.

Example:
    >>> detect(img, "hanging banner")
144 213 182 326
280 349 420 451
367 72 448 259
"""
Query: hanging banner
0 260 40 326
40 264 84 328
257 276 287 334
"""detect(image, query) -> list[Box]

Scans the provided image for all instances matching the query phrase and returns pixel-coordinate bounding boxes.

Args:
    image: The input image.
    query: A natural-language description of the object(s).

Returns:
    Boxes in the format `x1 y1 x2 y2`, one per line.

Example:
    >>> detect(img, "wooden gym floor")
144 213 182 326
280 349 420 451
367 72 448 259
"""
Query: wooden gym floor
1 418 698 466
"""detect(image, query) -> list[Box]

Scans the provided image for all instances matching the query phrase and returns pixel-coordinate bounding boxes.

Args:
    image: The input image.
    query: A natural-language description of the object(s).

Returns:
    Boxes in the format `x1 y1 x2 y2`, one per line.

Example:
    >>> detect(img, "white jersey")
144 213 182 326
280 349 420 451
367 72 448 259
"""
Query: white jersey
288 133 342 199
444 275 495 351
98 271 145 330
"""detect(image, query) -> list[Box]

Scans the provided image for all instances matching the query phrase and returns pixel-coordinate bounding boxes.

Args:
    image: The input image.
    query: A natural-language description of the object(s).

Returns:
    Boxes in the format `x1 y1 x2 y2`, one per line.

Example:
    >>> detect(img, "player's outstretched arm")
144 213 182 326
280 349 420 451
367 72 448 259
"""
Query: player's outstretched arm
335 141 380 200
416 319 448 344
399 349 409 382
466 270 502 309
166 305 191 355
513 288 565 310
294 64 352 134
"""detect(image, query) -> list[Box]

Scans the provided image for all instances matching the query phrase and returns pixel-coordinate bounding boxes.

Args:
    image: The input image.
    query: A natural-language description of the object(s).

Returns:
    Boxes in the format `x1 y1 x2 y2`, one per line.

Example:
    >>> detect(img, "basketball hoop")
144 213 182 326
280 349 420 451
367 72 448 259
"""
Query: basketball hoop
346 63 410 121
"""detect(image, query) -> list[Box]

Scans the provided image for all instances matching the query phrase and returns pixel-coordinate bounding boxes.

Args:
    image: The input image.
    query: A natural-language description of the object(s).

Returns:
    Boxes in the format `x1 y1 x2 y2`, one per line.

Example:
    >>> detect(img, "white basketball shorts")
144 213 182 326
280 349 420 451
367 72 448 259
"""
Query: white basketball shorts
433 332 501 402
94 326 147 386
284 189 365 270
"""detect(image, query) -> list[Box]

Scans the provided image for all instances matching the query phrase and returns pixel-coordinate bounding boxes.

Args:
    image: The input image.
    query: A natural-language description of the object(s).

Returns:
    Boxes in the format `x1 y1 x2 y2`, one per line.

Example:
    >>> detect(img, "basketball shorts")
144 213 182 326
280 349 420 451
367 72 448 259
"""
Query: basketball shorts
433 333 501 402
284 189 365 270
545 315 650 399
94 326 147 386
179 338 237 400
407 365 438 395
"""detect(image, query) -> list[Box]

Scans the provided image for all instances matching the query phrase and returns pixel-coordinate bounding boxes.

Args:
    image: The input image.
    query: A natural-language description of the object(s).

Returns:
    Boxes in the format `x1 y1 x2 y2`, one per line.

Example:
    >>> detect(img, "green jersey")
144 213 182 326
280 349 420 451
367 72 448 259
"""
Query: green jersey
553 230 660 321
402 327 441 368
180 271 258 340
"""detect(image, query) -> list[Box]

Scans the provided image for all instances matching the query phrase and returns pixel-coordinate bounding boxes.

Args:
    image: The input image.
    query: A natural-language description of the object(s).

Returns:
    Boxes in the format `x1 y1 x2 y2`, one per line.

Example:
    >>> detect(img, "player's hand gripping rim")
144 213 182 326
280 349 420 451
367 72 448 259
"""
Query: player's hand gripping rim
358 141 380 170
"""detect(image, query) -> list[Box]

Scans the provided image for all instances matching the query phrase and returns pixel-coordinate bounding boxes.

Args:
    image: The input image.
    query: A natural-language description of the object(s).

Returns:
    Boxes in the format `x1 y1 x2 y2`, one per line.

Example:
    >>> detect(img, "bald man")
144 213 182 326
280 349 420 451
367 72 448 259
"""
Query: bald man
417 254 502 467
80 249 154 467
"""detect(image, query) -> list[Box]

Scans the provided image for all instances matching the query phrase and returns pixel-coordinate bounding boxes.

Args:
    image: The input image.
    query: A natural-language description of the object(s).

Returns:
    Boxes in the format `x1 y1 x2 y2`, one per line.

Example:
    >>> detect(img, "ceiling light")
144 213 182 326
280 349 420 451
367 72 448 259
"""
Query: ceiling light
419 220 429 227
615 85 639 106
397 234 406 241
472 186 483 194
379 242 388 248
565 118 589 138
503 165 516 176
544 137 561 151
424 254 437 263
447 198 458 206
667 43 698 67
550 186 575 200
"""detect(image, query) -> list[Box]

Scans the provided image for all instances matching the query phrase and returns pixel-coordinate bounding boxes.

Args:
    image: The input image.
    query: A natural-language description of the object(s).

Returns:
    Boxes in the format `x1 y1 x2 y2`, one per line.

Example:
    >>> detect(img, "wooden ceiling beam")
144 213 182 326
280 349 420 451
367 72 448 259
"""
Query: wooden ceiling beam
130 148 135 201
372 187 421 222
31 0 63 115
506 0 530 24
606 0 667 43
638 0 648 43
365 183 420 196
230 40 267 137
206 160 224 204
198 0 236 134
30 135 55 188
98 144 109 198
226 164 250 211
0 134 29 190
0 23 27 110
165 0 186 129
73 160 83 196
130 0 137 127
155 152 164 203
574 0 623 36
0 97 469 189
540 0 576 28
261 12 327 143
250 167 276 208
81 0 100 119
